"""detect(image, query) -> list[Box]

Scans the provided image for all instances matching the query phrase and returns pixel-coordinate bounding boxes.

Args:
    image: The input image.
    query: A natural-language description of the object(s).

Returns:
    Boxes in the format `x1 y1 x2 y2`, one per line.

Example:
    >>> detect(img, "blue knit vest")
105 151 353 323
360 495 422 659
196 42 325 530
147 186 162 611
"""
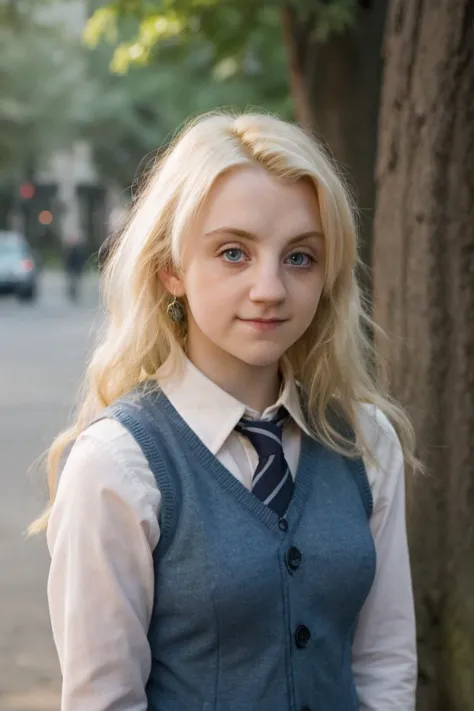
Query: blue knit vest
103 388 376 711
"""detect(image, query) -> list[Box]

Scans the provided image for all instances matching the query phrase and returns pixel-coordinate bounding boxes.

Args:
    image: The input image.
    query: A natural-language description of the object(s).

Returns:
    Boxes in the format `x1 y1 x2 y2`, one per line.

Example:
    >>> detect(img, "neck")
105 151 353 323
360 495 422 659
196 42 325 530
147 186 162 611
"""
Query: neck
186 342 281 414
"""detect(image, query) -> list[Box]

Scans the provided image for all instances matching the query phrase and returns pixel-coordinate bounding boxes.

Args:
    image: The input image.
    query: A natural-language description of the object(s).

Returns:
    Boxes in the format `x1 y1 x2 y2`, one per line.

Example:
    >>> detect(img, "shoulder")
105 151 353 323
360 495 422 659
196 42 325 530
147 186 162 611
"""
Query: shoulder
71 418 158 492
51 418 161 542
79 417 151 472
355 404 404 508
356 403 402 458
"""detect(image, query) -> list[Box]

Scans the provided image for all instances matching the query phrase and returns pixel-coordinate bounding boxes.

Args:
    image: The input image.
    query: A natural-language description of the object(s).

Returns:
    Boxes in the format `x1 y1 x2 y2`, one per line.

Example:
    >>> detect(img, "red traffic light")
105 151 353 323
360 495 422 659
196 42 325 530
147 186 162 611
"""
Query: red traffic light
19 182 36 199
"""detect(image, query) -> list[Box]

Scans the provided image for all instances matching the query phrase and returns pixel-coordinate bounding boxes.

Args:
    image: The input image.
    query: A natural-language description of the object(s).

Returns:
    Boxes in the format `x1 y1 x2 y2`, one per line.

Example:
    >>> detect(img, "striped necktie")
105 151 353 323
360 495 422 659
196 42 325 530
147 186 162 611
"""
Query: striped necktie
236 407 294 517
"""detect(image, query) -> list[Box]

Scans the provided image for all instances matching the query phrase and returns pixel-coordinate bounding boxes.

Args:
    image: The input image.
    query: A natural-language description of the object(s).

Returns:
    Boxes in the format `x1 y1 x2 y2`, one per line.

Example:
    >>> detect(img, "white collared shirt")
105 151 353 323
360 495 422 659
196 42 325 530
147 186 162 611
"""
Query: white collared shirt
47 358 417 710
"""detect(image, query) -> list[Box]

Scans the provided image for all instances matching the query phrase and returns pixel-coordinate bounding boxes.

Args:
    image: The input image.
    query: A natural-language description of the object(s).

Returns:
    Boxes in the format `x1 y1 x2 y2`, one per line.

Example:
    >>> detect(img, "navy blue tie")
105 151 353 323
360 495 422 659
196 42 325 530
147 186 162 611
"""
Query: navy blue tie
236 408 294 517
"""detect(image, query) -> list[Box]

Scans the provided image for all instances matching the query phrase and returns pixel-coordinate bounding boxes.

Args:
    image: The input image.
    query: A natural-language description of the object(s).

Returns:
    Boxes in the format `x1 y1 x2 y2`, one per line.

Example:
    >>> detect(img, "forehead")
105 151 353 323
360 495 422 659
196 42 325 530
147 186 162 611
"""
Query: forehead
195 164 322 235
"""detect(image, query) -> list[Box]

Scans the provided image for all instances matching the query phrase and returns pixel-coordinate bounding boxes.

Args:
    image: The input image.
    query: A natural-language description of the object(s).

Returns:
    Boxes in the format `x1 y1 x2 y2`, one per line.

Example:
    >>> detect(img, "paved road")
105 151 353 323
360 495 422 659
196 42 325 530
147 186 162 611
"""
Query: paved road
0 270 100 711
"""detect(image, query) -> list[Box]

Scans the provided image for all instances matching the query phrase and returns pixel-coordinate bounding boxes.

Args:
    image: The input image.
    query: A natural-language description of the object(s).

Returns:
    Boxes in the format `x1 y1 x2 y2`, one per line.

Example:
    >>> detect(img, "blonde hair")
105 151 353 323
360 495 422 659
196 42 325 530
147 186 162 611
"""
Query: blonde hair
30 109 418 533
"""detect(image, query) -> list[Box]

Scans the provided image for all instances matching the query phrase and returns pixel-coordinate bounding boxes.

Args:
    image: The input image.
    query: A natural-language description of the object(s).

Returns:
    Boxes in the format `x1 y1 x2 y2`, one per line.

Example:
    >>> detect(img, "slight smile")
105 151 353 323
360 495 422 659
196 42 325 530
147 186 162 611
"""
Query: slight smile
237 317 288 332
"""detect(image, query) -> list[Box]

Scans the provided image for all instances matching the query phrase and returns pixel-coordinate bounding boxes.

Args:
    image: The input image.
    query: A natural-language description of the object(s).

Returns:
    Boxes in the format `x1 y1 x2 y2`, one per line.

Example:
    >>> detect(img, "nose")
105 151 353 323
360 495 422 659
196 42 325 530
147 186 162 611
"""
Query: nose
248 260 287 304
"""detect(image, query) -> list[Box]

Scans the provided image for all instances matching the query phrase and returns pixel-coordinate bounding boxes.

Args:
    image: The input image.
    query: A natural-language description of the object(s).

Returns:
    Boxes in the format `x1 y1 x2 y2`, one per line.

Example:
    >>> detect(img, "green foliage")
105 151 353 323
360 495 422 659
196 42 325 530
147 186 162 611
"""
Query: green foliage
84 0 358 74
80 0 359 185
0 0 359 188
82 16 292 186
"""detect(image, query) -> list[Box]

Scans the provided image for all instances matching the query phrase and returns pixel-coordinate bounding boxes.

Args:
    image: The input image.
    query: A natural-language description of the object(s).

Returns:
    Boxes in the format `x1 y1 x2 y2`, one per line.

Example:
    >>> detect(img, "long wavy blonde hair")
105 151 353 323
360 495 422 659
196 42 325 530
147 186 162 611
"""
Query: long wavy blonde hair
30 110 418 533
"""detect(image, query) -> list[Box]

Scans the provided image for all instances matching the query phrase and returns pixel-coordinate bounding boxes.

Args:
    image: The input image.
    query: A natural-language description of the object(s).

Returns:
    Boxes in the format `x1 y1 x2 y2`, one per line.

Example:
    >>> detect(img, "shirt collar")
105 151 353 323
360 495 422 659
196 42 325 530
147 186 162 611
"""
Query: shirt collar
257 358 311 438
158 356 311 456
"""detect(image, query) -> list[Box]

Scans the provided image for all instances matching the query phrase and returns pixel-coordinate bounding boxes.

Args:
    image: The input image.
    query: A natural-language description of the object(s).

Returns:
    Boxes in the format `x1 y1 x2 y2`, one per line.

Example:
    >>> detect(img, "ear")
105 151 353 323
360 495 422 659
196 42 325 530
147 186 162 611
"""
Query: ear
158 268 186 298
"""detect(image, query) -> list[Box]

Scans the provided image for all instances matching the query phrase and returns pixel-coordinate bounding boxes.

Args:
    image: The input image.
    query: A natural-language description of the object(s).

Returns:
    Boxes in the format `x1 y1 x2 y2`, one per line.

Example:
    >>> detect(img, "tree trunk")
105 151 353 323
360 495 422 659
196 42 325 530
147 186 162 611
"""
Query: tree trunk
280 6 315 133
281 2 387 280
373 1 474 709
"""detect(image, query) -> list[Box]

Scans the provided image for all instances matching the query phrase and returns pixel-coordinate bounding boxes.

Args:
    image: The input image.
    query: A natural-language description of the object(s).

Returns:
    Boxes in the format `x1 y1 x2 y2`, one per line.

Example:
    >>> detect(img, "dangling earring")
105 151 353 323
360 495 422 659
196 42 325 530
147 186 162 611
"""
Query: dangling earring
167 295 185 323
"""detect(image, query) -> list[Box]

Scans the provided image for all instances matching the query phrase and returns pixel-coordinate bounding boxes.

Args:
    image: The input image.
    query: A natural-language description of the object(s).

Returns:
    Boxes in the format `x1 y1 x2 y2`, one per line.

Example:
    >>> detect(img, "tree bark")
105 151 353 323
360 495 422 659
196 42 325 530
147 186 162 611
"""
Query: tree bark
281 2 387 281
280 6 315 133
373 1 474 709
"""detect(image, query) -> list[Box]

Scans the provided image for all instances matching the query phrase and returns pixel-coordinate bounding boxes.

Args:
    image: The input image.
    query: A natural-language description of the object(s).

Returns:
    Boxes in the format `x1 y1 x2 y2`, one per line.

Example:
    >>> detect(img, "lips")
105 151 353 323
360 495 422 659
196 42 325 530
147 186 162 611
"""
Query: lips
238 317 288 331
239 318 287 323
240 318 285 326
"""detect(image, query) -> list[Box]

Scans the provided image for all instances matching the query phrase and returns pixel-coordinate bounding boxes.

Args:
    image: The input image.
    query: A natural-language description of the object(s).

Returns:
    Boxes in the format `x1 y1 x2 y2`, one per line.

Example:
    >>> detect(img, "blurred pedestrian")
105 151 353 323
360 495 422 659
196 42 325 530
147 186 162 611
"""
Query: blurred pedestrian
32 111 418 710
63 235 85 302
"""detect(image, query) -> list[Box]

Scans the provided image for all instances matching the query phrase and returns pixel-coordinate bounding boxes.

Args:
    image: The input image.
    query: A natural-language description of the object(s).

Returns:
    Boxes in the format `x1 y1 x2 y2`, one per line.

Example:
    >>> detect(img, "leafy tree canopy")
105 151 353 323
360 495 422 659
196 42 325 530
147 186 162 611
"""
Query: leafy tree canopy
84 0 358 74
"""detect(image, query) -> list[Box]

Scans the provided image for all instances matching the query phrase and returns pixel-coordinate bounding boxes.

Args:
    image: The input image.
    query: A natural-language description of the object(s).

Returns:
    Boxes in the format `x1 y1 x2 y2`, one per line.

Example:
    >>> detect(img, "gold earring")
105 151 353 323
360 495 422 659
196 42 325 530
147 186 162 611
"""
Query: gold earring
167 295 185 323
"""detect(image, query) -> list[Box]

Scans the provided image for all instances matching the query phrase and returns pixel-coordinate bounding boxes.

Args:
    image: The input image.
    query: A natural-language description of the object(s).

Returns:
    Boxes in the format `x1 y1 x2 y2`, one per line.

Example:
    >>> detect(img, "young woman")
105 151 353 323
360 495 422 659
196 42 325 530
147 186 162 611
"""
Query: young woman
33 111 418 711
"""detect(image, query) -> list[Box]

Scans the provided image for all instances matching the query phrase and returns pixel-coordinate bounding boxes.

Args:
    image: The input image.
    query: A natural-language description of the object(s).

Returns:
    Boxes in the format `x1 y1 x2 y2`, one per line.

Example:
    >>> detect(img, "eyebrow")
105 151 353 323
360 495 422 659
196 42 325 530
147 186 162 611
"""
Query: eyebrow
204 227 324 245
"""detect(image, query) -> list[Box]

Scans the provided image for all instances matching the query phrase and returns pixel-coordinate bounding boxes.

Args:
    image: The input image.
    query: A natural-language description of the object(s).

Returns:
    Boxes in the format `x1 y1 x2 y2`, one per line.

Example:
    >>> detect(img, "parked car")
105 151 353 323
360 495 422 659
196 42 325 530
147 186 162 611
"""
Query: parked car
0 231 40 302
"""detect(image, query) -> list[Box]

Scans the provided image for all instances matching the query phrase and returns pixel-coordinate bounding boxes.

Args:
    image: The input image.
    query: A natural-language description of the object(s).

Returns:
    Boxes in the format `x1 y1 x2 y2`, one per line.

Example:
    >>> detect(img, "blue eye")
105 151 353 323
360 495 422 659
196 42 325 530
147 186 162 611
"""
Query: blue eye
222 248 245 263
287 252 313 267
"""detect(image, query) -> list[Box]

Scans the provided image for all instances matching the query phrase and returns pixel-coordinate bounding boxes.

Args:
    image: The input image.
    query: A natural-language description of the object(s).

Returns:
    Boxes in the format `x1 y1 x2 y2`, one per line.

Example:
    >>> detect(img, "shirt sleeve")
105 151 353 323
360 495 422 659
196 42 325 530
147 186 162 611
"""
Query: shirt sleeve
46 426 160 711
352 408 417 710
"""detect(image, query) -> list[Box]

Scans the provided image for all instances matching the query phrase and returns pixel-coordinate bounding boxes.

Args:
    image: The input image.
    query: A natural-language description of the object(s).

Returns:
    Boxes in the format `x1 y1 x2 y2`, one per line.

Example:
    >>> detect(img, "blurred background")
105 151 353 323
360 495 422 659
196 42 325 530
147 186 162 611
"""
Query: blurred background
0 1 472 710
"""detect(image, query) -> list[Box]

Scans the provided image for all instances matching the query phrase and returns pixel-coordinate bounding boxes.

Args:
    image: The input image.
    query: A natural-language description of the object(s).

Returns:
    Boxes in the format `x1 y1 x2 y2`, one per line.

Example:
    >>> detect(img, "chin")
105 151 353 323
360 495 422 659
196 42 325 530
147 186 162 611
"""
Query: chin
231 346 286 369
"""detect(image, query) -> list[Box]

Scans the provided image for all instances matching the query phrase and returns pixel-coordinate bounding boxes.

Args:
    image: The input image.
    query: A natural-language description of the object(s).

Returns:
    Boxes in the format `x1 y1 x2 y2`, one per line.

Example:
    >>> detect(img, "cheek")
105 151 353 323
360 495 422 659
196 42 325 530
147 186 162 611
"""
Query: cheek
293 273 324 310
184 263 233 321
289 277 324 337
